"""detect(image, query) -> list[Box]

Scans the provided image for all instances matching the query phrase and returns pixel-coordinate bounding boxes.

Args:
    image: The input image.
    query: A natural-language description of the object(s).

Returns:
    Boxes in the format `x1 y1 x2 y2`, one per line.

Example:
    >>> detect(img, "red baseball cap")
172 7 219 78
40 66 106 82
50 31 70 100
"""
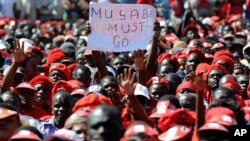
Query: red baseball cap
158 124 192 141
242 107 250 121
124 124 159 137
73 92 112 112
211 43 225 50
71 88 86 96
149 100 176 119
14 82 37 94
0 107 18 120
10 130 42 141
205 107 237 126
199 122 229 133
158 109 196 132
147 76 169 92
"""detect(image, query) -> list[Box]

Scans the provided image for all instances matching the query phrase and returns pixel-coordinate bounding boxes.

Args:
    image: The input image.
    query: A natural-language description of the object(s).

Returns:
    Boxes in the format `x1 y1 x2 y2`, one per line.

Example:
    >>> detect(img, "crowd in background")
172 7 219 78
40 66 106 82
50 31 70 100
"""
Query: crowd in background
0 0 250 141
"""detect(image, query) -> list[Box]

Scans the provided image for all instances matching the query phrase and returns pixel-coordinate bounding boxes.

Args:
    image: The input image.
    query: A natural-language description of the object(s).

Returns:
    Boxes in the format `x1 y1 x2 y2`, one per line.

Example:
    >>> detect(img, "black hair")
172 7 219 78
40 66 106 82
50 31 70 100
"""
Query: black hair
159 95 181 108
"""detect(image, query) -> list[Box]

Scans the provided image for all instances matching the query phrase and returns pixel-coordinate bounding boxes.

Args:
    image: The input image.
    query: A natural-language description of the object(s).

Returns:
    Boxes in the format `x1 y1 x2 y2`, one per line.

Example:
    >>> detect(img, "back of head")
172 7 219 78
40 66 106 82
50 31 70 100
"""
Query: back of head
159 95 181 108
53 90 74 107
87 104 122 141
163 73 182 94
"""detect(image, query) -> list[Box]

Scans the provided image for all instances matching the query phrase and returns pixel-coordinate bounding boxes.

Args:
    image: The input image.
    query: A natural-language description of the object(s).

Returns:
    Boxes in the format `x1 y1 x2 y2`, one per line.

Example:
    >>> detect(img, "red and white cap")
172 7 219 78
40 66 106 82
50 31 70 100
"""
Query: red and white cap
205 107 237 126
158 124 192 141
199 122 229 133
10 130 42 141
149 100 176 119
14 82 36 94
0 107 18 119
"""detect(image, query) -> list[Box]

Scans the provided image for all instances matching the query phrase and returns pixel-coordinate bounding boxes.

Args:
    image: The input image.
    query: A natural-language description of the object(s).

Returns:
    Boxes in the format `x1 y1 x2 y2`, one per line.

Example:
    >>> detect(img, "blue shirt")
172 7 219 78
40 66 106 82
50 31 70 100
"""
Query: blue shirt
38 117 58 136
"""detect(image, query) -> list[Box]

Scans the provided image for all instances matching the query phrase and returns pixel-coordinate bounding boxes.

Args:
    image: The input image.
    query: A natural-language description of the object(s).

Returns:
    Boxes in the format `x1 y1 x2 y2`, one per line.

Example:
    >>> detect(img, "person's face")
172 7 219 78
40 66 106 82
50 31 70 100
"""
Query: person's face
158 65 174 77
34 83 50 106
149 84 166 100
237 76 249 93
87 108 121 141
49 70 66 84
0 115 20 140
76 53 86 65
101 78 120 100
233 68 245 77
71 123 87 141
18 89 36 107
178 57 186 71
112 58 126 70
208 70 224 90
186 54 199 72
1 94 21 111
178 95 196 111
52 95 73 127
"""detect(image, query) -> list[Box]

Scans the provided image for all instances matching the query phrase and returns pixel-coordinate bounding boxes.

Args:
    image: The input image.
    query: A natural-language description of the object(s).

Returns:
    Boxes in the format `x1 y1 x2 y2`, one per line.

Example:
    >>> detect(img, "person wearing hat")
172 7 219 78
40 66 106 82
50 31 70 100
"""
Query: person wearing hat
121 121 159 141
29 75 54 115
147 76 169 101
0 103 21 141
49 63 71 84
9 125 43 141
64 107 92 141
14 82 47 119
0 90 40 127
198 122 230 141
38 90 74 136
204 64 227 103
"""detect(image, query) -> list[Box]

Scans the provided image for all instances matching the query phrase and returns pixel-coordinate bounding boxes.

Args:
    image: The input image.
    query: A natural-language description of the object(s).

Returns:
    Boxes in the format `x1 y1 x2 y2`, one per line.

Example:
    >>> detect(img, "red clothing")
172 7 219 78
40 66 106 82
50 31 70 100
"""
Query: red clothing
21 107 47 119
228 0 245 15
121 106 136 129
137 0 153 4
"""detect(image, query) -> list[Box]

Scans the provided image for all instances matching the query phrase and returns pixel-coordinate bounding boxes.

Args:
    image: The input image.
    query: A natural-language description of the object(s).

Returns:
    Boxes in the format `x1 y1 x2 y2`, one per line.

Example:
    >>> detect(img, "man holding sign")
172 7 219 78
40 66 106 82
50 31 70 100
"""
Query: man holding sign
88 3 157 52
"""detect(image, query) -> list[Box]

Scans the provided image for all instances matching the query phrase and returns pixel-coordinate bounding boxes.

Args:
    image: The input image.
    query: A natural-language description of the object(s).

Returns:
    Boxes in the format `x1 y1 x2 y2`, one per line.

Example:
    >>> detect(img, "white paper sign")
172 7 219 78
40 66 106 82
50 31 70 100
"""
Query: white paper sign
87 3 156 52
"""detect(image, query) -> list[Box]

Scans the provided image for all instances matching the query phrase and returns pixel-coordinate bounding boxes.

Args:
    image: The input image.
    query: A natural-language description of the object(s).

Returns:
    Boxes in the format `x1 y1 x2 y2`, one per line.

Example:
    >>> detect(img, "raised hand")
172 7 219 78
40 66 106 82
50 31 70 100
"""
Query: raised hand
118 68 136 96
153 21 161 40
133 49 146 71
13 40 26 64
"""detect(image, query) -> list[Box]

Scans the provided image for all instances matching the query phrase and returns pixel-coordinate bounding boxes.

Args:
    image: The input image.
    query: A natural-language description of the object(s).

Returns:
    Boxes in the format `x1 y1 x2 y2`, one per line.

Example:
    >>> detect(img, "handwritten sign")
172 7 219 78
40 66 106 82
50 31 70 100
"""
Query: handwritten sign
87 3 156 52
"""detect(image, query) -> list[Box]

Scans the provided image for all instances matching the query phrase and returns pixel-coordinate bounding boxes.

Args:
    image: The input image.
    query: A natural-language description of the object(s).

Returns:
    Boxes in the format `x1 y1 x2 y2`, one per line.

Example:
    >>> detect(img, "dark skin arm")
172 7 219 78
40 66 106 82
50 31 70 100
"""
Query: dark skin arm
84 23 110 79
134 22 161 86
1 40 26 93
119 68 152 125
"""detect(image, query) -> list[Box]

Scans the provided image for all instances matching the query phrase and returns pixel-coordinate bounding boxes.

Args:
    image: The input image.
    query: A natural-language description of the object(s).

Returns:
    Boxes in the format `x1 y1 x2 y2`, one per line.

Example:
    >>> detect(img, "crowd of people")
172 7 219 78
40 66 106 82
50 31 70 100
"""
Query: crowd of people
0 0 250 141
